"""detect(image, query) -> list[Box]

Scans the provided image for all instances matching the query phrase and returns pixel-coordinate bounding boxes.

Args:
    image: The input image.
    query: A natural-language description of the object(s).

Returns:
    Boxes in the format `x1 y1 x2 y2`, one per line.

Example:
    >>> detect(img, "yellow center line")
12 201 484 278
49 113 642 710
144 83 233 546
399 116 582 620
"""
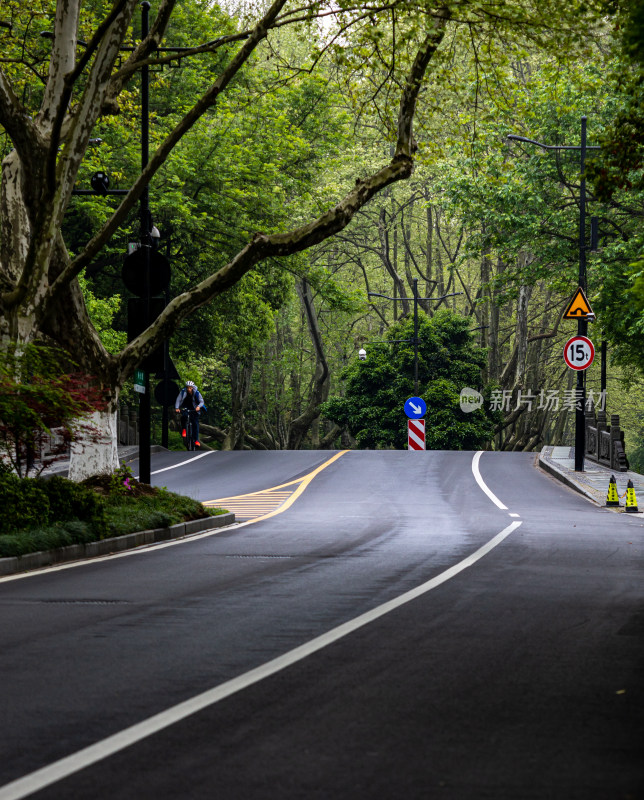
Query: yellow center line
204 450 348 523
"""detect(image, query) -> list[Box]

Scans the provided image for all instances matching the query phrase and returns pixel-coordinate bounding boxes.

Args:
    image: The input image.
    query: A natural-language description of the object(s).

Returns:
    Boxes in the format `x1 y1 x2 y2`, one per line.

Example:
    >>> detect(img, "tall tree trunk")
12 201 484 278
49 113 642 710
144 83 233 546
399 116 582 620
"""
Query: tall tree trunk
378 207 410 317
514 279 533 389
425 191 434 314
68 401 120 481
222 356 253 450
480 240 491 384
435 210 445 298
487 256 505 384
287 280 331 449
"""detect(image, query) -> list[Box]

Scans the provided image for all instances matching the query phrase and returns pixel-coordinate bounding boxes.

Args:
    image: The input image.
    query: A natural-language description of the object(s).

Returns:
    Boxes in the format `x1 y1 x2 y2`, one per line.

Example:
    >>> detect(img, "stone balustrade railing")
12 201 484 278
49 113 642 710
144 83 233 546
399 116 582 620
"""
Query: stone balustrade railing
585 404 629 472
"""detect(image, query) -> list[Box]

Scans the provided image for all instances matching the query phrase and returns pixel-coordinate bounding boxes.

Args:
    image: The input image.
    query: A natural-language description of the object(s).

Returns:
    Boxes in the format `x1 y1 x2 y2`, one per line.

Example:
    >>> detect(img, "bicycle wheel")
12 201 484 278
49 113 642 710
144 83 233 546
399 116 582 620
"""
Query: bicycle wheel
185 416 194 450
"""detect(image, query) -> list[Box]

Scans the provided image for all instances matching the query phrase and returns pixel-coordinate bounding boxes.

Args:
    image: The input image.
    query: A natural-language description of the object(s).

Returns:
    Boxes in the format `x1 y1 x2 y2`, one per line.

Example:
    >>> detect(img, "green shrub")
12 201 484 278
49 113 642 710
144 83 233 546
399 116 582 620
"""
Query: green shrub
0 534 31 557
0 520 107 559
36 475 107 535
0 468 216 558
0 472 50 534
59 519 95 544
29 527 66 553
106 507 174 538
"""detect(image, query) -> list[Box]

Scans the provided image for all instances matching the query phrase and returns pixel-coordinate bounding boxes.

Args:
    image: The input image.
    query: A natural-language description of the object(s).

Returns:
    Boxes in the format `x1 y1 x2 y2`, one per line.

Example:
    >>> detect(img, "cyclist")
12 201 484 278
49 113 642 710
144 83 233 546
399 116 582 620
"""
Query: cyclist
175 380 205 447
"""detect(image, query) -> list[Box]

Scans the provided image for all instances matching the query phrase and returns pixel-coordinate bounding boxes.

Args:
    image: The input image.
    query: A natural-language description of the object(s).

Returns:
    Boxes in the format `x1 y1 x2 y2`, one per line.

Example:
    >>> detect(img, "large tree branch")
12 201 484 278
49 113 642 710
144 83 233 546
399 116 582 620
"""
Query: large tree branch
114 13 451 383
0 69 41 160
38 0 81 132
6 0 135 317
1 1 140 315
116 159 414 383
397 7 451 157
44 0 290 316
53 0 139 202
102 0 179 111
46 0 134 194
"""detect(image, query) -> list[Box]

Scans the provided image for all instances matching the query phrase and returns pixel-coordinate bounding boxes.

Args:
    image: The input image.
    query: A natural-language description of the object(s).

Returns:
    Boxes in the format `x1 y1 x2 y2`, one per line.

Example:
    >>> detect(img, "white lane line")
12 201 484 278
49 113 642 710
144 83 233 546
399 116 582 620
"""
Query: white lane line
136 450 214 478
0 520 521 800
151 451 214 475
472 451 508 510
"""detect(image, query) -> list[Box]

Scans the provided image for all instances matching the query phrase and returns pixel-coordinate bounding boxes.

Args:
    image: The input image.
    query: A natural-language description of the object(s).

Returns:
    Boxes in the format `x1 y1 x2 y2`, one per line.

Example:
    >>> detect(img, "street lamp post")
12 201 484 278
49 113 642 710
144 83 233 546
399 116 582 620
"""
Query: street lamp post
368 278 462 395
507 117 600 472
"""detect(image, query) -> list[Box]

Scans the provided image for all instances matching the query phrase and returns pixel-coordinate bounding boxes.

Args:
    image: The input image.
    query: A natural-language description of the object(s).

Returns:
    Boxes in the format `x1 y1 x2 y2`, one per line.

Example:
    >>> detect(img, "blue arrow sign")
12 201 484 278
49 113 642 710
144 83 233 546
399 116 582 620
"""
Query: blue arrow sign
404 396 426 419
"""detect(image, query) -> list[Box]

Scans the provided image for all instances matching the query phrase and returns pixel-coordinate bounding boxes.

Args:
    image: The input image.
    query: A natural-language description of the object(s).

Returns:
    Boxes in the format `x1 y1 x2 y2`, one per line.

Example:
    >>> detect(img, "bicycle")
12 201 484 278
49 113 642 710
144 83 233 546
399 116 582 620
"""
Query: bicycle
181 408 199 451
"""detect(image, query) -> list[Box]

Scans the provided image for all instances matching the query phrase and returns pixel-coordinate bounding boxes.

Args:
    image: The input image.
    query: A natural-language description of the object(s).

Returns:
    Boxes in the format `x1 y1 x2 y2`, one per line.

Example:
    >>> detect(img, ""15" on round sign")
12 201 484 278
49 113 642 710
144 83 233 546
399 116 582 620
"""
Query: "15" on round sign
563 335 595 371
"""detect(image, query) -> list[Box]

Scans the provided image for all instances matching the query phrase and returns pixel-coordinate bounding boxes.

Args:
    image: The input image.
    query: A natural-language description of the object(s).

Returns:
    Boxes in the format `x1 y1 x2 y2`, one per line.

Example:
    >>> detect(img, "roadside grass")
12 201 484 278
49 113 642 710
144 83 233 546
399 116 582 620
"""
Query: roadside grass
0 466 228 558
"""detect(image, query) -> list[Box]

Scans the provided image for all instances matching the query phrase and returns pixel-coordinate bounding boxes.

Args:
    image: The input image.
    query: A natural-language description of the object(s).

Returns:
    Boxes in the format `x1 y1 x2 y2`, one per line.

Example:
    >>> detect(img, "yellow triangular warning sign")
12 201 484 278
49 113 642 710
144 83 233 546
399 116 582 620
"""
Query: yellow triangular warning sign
563 287 594 320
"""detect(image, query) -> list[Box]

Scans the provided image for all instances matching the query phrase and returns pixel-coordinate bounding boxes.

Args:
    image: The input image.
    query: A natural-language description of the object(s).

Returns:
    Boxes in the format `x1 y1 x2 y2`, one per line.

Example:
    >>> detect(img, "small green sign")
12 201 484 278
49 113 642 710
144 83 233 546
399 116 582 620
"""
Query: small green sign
134 369 146 394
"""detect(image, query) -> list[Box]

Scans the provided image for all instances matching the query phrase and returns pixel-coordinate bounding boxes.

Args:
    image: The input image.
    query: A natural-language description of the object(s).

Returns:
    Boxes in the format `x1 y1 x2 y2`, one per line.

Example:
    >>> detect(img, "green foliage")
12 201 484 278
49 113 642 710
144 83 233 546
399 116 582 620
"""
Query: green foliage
0 472 51 534
321 310 498 449
628 432 644 474
0 471 106 537
0 466 218 557
0 342 105 476
36 475 107 536
107 464 136 496
103 487 210 537
77 273 126 354
0 519 98 558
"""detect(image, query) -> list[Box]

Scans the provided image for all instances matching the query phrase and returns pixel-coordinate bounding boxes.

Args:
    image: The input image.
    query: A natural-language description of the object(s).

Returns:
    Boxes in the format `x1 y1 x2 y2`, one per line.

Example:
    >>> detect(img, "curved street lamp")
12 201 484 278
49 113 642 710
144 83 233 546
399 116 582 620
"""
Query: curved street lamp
507 117 601 472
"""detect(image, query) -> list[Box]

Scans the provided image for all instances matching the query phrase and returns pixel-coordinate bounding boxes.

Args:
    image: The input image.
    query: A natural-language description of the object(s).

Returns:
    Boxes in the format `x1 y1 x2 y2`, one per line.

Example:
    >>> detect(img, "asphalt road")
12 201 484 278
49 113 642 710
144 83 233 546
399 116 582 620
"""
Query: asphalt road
0 450 642 799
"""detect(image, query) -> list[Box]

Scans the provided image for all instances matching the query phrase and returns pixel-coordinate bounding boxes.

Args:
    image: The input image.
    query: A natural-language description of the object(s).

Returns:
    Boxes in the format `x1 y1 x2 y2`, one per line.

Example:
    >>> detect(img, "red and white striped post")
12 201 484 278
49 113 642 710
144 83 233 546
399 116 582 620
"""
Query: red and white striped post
408 419 426 450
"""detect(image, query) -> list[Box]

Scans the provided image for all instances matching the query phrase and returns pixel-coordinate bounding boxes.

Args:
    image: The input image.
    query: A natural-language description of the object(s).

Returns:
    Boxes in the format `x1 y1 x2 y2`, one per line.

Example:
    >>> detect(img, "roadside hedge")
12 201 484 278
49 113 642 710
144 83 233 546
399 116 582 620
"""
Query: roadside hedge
0 471 51 534
38 475 107 535
0 468 227 559
0 471 107 536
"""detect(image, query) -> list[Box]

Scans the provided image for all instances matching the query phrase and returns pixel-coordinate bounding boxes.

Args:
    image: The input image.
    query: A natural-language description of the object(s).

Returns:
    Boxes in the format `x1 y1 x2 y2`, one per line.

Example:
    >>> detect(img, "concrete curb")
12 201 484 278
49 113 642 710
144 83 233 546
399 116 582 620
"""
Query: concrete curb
0 512 235 577
537 453 600 505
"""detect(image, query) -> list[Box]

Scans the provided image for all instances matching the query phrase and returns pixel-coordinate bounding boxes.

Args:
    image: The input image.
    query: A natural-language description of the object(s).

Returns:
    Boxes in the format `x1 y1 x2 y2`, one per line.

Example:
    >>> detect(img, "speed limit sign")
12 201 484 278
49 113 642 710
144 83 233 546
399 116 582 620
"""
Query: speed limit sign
564 335 595 371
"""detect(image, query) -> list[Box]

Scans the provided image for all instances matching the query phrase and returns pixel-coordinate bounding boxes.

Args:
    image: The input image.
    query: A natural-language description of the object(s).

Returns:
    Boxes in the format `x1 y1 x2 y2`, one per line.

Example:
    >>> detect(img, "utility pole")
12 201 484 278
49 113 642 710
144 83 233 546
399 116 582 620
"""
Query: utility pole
575 117 588 473
507 118 601 472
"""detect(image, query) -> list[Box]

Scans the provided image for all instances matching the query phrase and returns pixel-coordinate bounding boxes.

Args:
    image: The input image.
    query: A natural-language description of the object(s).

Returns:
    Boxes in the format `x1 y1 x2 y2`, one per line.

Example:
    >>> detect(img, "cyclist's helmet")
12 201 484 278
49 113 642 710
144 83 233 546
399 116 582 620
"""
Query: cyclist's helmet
186 381 196 388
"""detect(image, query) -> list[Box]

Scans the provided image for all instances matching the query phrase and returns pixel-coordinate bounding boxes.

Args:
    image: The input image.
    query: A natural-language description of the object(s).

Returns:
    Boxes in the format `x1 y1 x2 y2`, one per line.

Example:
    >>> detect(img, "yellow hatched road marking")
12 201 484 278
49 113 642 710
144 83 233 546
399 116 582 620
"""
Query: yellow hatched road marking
204 451 348 523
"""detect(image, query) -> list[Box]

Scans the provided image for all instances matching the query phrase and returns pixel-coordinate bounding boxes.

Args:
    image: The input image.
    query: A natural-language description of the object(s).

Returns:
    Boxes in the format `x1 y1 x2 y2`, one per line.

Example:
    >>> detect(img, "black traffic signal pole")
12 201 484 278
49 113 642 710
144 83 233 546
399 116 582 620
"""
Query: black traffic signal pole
507 118 601 472
368 279 462 395
135 9 248 480
162 283 171 449
70 7 249 480
138 0 152 484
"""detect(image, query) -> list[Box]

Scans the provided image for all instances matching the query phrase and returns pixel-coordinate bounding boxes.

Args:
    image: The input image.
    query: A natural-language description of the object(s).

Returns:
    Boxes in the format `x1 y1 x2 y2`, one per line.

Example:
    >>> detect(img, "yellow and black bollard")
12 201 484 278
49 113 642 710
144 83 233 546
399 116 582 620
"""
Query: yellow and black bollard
625 480 639 513
606 475 620 507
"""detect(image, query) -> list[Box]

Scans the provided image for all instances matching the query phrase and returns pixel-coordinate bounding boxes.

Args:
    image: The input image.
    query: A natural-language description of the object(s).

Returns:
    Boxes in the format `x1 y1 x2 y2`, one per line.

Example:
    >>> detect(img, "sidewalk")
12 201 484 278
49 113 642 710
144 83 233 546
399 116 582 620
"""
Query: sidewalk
539 445 644 516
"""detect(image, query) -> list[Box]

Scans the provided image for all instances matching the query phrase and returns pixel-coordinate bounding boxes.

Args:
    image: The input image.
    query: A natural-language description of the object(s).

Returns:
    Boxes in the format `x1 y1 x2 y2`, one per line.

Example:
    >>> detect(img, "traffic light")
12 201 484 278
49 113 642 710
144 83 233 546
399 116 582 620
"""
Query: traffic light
90 171 110 195
127 297 165 373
